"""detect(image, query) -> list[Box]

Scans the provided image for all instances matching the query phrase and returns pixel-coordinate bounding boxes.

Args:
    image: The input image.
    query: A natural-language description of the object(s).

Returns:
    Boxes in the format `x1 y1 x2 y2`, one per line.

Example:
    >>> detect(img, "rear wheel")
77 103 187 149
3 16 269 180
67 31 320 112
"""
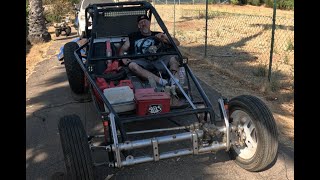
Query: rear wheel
228 95 278 172
65 26 71 36
58 115 94 180
63 42 88 95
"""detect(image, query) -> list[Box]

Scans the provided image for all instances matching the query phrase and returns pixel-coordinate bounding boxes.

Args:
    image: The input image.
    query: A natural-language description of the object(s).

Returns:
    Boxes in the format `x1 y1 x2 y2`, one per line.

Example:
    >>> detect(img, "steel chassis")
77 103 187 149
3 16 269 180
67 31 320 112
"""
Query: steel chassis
74 1 231 168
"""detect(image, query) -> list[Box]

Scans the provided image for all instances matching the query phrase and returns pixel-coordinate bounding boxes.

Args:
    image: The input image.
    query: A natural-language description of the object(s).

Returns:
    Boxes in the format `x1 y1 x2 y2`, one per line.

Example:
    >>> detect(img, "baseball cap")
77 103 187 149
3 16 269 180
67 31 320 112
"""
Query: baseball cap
137 15 149 23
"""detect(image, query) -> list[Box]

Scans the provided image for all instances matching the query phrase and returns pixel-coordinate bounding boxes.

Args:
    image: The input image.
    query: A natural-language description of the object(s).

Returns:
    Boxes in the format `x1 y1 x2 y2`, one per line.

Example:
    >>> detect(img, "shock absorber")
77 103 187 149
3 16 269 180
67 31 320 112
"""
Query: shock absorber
103 120 110 144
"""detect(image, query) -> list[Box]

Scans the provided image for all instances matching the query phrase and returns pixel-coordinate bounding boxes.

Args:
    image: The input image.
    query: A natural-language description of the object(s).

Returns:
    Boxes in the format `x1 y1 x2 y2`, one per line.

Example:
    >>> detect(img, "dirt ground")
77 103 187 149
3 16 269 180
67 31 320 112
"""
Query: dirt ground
154 4 294 148
26 4 293 148
26 26 63 81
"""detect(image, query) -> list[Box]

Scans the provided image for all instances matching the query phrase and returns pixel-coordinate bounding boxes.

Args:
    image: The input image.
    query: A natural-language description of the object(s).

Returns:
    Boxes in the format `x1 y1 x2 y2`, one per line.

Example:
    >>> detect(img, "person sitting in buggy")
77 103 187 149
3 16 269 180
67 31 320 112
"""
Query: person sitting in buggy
119 15 181 87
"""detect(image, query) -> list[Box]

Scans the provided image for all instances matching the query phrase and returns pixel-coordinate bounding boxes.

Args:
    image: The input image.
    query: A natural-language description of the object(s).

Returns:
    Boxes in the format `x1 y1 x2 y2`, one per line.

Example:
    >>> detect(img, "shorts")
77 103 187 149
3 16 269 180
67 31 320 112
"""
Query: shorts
132 55 178 75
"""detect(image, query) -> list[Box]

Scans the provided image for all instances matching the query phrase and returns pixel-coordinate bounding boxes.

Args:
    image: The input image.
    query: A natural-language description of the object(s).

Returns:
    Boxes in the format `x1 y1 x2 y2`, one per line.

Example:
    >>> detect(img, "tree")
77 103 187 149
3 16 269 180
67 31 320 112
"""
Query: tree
27 0 51 44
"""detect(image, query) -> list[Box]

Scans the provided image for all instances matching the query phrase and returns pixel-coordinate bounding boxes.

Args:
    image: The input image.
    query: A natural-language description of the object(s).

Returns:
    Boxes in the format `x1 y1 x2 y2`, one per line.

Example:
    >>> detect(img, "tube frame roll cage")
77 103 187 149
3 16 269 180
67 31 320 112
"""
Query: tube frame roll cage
74 1 230 168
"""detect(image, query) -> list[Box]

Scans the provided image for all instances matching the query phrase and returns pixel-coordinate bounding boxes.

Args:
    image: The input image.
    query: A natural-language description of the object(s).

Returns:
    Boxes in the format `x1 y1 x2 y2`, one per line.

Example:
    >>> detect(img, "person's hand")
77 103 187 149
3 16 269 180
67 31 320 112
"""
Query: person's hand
155 33 169 43
122 58 131 66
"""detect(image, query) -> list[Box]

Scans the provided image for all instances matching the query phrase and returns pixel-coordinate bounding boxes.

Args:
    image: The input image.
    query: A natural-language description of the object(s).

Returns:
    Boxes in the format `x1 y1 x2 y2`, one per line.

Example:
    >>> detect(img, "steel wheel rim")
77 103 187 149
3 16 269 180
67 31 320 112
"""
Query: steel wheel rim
230 110 258 159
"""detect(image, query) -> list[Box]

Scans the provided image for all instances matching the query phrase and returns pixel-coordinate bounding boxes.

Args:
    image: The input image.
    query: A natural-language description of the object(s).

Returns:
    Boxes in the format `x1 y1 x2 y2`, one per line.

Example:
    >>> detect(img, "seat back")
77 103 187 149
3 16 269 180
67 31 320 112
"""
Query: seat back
92 9 147 38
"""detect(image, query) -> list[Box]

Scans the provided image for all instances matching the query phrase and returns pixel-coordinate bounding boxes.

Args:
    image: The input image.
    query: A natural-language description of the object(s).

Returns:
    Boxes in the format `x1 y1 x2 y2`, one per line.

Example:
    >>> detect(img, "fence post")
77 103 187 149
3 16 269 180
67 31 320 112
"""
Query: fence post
268 0 277 82
174 0 176 38
204 0 208 57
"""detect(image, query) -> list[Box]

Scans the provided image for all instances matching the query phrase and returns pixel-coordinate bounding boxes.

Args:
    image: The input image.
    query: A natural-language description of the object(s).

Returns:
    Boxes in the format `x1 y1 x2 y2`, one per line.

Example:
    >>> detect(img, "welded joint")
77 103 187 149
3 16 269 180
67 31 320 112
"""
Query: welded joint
126 155 134 165
192 132 199 154
152 138 159 161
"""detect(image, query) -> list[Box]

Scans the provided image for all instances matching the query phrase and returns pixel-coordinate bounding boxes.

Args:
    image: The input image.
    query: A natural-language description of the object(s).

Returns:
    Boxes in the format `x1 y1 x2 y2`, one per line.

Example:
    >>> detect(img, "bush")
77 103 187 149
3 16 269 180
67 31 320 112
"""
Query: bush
278 0 294 10
247 0 262 6
265 0 294 10
239 0 248 4
231 0 240 5
208 0 220 4
44 0 74 23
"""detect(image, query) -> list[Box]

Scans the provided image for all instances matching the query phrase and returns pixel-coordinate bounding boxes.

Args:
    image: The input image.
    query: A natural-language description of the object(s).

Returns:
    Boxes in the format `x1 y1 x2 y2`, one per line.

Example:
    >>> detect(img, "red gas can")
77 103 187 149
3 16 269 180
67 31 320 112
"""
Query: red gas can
135 90 170 116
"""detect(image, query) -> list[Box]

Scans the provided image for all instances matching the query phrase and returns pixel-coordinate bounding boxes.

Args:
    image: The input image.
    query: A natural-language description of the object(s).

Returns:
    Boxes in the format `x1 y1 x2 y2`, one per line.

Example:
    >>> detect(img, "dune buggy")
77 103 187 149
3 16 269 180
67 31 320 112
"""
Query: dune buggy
58 1 278 179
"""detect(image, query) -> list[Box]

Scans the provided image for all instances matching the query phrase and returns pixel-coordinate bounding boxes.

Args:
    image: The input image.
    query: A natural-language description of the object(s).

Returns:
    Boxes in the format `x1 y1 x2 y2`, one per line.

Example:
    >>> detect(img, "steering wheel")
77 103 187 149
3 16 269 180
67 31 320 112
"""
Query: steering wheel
137 36 165 55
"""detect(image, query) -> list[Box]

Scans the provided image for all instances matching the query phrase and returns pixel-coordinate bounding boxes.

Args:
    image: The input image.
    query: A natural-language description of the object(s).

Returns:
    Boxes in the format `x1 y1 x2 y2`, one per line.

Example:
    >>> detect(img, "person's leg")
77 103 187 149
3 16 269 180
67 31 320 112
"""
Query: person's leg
129 59 168 86
154 55 180 81
168 56 180 79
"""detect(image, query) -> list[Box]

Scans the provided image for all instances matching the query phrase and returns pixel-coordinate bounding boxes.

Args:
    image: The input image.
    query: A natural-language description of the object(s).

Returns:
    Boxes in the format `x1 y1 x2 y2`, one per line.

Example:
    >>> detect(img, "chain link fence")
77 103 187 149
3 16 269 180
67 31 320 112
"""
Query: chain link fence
151 0 294 91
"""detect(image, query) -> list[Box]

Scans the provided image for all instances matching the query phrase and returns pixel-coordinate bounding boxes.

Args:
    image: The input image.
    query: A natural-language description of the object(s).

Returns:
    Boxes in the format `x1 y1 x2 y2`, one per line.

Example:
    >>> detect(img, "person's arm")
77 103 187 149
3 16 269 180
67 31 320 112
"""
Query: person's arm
155 32 180 46
119 39 131 65
119 39 130 55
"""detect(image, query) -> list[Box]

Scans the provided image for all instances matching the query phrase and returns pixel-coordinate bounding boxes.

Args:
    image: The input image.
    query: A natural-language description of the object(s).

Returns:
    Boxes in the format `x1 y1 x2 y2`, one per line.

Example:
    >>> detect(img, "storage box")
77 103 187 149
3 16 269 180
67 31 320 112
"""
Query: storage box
103 86 135 113
134 90 170 116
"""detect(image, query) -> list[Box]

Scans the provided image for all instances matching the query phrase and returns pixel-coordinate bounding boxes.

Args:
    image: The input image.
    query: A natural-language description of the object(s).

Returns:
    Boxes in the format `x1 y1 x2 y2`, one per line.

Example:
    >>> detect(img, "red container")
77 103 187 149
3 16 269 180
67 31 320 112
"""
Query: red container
135 91 170 116
135 88 155 94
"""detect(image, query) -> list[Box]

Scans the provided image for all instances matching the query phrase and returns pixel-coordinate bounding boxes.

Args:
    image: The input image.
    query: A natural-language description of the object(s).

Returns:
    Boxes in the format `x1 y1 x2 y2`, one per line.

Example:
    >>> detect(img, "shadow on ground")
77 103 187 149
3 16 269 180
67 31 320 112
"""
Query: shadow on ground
179 30 293 117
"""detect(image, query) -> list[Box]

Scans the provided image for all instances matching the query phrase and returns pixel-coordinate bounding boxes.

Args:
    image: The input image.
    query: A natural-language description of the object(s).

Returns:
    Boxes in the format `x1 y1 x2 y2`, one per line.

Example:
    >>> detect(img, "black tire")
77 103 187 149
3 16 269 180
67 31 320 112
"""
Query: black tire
228 95 278 172
63 42 87 95
65 26 71 36
58 115 94 180
55 29 61 37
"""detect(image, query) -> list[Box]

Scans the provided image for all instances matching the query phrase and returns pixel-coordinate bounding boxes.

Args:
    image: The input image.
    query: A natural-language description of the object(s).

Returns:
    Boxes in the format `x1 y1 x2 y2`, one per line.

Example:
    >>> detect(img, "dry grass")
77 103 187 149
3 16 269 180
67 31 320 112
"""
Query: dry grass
153 4 294 145
26 26 62 81
26 42 52 81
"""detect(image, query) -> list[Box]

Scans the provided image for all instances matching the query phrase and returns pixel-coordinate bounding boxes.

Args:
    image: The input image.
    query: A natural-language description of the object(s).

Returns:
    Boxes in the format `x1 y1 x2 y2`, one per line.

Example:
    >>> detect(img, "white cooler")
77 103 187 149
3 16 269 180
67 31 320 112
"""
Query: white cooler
103 86 136 113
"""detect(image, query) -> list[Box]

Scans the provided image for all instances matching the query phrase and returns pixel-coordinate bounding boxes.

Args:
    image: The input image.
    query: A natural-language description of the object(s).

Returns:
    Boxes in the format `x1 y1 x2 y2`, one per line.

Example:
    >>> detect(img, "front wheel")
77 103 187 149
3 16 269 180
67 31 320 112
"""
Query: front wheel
63 42 87 95
55 29 61 37
58 115 94 180
228 95 278 172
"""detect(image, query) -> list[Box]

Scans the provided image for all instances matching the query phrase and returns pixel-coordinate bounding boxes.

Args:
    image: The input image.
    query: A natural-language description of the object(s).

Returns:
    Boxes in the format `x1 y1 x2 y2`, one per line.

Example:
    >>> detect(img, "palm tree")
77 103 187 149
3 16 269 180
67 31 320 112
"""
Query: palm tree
27 0 51 44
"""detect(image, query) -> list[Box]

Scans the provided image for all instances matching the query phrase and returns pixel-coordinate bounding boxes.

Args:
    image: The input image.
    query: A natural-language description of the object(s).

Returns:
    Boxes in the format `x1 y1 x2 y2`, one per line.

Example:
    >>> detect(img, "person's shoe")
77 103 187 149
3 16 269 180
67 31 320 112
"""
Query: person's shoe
169 77 179 85
175 84 189 96
158 78 168 87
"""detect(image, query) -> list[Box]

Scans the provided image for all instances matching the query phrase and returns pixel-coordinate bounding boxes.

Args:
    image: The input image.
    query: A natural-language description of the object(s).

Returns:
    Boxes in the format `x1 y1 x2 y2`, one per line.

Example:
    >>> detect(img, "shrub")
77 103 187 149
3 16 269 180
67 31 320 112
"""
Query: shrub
265 0 294 10
247 0 262 6
239 0 248 4
44 0 74 23
208 0 219 4
286 39 294 51
231 0 240 5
